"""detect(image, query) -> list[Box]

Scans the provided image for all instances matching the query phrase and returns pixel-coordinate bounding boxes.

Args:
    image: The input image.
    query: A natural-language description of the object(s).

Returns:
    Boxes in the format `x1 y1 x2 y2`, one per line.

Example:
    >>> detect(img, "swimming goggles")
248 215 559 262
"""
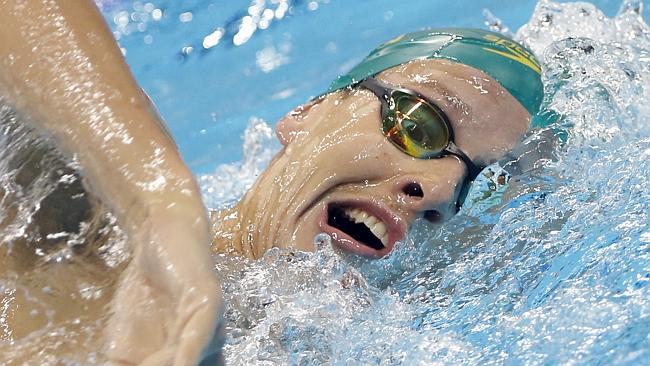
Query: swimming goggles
357 77 483 209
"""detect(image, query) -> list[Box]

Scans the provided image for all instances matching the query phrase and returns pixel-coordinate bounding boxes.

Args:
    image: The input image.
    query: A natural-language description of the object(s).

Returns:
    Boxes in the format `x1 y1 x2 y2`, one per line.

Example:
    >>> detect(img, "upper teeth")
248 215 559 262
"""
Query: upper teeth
344 208 389 246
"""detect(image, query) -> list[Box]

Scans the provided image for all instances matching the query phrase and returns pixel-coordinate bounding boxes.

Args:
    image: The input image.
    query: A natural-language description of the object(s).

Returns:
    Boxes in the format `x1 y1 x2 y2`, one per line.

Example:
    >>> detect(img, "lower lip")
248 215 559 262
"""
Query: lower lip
317 204 401 258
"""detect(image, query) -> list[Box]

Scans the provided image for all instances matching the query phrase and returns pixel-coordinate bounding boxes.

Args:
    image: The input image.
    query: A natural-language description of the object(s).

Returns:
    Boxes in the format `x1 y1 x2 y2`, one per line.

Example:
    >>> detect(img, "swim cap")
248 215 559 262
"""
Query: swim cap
329 28 544 116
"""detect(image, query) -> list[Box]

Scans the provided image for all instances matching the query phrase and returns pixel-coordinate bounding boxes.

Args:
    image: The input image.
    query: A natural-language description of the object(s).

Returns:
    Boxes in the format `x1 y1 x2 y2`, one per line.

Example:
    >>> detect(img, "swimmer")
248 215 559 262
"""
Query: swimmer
211 28 544 258
0 1 544 365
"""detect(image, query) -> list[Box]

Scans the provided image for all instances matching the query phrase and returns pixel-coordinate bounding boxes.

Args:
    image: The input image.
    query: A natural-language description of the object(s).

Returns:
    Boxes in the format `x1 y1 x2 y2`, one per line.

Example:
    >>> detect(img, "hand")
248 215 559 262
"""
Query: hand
0 1 225 363
105 201 224 365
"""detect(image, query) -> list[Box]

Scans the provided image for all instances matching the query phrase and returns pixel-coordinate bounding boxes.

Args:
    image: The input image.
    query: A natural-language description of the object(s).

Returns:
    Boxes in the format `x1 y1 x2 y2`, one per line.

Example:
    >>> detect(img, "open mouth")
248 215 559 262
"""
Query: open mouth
319 200 405 257
328 205 388 250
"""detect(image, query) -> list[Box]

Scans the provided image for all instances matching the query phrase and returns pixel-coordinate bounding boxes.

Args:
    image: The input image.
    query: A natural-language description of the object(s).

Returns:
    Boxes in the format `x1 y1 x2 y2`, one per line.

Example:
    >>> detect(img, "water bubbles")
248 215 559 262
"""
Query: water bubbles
233 16 257 46
180 45 194 56
619 0 644 15
482 9 511 36
178 11 193 23
113 11 129 27
641 231 650 243
201 2 650 364
275 2 289 19
203 28 225 49
106 0 328 56
151 8 162 21
78 284 103 301
256 44 290 73
313 233 331 249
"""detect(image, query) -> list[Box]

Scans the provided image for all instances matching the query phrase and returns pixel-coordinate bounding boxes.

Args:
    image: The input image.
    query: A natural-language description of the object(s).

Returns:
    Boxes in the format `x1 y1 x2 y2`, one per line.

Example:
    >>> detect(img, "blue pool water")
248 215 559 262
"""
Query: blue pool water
96 0 650 365
99 0 649 173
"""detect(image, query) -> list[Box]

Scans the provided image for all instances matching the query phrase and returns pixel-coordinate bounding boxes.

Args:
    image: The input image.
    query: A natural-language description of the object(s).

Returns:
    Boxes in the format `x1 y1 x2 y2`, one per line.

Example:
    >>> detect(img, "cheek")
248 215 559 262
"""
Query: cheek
307 132 406 184
322 134 391 166
310 110 387 157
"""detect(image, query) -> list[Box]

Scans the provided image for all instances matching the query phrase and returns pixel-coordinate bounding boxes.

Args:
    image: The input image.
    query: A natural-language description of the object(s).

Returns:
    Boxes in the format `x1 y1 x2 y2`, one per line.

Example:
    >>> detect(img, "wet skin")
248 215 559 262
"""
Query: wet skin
0 1 222 364
0 1 530 363
212 58 531 259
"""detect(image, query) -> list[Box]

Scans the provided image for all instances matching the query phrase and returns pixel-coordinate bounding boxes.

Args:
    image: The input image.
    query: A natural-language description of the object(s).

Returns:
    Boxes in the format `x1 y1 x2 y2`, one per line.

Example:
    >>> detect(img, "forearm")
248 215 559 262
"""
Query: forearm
0 0 202 232
0 3 222 363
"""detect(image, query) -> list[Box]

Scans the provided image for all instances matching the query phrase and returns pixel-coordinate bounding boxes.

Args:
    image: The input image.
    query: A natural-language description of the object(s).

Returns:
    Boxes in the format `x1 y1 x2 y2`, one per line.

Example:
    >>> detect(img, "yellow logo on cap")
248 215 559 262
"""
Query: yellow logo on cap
381 34 406 48
482 34 541 74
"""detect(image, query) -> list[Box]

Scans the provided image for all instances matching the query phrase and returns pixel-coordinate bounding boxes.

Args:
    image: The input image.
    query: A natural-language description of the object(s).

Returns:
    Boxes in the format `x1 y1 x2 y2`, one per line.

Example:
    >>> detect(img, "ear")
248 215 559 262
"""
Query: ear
275 97 323 146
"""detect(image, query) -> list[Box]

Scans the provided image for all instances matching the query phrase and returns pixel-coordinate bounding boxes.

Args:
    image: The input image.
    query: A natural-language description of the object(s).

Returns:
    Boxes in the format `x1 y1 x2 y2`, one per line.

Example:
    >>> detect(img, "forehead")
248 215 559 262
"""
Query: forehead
376 59 531 165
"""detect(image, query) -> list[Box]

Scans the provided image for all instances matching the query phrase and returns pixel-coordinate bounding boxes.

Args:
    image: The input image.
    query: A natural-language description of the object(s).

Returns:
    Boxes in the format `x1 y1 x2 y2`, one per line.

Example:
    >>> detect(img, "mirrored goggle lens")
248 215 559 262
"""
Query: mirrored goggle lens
381 91 450 158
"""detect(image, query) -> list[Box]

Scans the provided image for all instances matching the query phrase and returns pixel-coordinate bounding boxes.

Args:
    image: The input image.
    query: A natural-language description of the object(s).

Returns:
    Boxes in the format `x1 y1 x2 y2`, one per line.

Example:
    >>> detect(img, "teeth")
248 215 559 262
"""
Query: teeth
349 208 367 223
365 215 378 226
344 208 390 246
370 222 388 245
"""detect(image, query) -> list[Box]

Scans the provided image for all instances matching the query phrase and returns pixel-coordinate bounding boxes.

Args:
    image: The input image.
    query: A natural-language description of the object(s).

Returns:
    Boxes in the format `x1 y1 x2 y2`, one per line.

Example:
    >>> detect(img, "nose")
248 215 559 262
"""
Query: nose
395 177 460 223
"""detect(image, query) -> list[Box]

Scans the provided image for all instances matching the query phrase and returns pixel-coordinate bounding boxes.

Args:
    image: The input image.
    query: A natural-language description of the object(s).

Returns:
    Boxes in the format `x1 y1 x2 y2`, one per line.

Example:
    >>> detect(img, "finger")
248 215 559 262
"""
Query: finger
172 280 223 365
104 263 173 364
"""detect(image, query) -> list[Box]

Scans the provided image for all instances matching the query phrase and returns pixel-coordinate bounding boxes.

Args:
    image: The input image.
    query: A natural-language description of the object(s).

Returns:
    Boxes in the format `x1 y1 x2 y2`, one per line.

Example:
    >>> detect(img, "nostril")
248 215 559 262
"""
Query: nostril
402 182 424 198
423 210 442 223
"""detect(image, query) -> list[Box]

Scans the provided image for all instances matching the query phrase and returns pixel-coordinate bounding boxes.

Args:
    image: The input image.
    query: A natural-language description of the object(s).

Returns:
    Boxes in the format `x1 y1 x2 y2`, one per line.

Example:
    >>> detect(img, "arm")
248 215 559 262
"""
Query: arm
0 1 222 364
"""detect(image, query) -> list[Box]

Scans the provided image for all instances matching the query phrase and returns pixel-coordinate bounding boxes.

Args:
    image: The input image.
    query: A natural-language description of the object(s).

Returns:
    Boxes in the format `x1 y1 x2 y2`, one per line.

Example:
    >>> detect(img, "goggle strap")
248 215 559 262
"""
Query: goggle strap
359 78 391 103
445 142 482 181
446 142 484 211
455 175 473 212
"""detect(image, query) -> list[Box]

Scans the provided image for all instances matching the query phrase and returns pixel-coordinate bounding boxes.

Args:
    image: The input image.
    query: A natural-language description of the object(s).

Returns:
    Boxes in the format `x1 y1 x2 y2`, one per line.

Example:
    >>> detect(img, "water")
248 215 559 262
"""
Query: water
200 1 650 364
1 0 649 365
98 0 645 173
0 106 129 364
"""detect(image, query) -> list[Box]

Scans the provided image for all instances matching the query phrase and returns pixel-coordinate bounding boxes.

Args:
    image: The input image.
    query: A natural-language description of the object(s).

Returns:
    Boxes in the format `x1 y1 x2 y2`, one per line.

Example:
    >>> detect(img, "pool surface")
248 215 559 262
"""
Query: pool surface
98 0 649 173
101 1 650 364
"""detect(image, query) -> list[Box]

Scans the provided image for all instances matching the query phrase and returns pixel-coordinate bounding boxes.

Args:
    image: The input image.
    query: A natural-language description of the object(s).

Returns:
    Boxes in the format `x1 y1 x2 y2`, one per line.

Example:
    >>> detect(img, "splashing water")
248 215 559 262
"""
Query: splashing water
199 117 281 210
200 1 650 364
0 104 129 364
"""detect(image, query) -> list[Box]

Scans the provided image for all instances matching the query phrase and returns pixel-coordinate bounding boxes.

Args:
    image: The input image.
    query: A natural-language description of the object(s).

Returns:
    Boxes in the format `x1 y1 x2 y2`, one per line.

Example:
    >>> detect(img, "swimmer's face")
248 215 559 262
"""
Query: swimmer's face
247 59 530 258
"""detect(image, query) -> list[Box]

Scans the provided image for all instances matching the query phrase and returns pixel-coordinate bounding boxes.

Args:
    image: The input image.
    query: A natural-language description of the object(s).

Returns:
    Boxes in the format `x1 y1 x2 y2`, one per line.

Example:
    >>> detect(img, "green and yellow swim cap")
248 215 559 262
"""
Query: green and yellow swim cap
329 28 544 116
